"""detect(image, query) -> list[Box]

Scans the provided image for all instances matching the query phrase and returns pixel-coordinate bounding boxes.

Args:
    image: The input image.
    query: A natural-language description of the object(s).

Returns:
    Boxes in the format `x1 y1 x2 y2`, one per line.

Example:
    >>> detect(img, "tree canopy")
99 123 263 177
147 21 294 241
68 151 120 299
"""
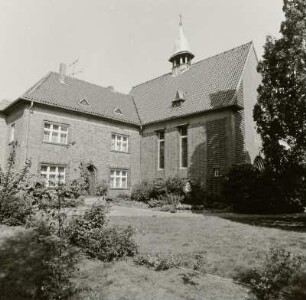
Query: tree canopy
254 0 306 174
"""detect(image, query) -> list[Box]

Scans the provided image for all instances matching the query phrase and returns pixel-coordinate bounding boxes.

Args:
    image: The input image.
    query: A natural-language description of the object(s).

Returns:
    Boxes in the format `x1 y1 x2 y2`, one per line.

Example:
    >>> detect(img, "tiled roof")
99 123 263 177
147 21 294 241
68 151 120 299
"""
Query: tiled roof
130 42 253 124
0 99 13 111
21 72 141 125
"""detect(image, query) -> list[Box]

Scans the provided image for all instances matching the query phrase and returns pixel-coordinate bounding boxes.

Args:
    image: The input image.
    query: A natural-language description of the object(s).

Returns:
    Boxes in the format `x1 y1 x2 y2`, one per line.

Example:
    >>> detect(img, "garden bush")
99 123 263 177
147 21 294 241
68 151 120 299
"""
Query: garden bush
29 182 85 211
131 180 155 202
68 203 138 261
95 180 108 197
0 193 33 226
222 164 304 214
235 248 303 300
0 224 79 300
132 177 187 203
134 252 181 271
165 177 186 195
148 193 184 208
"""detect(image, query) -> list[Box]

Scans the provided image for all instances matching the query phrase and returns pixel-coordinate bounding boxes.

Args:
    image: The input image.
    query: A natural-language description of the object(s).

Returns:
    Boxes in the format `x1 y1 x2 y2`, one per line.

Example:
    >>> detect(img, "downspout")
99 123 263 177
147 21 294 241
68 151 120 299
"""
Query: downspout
139 125 143 183
24 101 34 161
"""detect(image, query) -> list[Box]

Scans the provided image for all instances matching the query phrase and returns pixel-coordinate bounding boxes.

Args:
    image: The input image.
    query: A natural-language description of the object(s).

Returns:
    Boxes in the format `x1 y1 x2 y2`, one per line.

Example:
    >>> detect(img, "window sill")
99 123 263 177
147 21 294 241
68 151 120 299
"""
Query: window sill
109 187 129 190
43 141 68 147
111 150 130 154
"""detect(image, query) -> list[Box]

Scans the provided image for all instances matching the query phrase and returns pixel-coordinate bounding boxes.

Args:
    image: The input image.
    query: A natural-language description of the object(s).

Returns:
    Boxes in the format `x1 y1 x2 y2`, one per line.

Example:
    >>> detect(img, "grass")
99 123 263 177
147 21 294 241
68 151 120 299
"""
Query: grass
108 214 306 279
1 209 305 299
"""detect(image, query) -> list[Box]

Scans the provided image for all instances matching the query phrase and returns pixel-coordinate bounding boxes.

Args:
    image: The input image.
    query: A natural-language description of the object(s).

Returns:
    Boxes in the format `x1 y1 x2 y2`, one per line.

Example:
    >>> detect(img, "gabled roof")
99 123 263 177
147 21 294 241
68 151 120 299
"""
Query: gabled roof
130 42 253 124
21 72 141 125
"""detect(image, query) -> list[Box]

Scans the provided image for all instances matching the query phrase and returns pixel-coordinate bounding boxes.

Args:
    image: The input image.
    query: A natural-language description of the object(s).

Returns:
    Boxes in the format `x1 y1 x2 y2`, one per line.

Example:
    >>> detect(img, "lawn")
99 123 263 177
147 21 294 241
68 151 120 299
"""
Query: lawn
1 207 305 299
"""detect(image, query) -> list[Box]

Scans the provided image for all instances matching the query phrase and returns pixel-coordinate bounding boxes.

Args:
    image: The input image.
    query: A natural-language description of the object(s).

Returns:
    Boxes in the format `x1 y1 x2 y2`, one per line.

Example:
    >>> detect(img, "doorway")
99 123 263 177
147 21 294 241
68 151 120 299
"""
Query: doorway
87 164 96 196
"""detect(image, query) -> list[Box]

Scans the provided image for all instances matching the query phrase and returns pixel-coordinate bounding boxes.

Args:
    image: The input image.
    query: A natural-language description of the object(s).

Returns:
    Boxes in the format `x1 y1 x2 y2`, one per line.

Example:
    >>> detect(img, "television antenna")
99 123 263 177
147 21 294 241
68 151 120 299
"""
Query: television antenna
67 59 83 78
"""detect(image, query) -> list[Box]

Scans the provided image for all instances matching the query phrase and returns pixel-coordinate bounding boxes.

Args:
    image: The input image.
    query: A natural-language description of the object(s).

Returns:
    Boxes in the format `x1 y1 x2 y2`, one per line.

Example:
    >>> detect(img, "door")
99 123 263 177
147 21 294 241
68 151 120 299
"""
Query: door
87 165 96 196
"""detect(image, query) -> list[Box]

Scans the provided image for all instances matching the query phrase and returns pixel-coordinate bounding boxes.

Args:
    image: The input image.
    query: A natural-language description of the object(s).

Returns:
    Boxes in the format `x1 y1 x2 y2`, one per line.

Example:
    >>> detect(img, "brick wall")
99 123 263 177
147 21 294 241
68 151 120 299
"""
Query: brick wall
12 103 140 195
0 113 7 168
241 46 262 162
1 103 29 169
141 110 234 193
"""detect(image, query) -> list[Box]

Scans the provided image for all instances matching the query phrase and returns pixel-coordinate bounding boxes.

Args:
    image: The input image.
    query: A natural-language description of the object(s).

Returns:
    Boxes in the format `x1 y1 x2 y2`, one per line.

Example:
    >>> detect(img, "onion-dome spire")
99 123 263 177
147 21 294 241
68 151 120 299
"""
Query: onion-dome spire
169 15 194 76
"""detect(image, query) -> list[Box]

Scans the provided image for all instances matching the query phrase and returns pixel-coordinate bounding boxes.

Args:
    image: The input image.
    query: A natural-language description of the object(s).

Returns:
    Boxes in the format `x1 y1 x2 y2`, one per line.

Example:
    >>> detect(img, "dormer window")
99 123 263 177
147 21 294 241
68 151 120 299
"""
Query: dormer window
172 90 185 107
79 98 89 106
114 108 123 115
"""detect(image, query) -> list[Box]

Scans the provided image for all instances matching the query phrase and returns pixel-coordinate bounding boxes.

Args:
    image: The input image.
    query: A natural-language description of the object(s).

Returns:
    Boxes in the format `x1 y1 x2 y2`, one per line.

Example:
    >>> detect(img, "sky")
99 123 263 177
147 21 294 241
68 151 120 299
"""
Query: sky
0 0 284 99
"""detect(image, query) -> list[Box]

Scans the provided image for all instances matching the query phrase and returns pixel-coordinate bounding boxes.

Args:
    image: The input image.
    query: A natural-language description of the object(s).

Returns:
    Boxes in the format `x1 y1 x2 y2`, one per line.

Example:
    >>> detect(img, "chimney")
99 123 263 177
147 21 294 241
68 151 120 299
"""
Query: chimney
59 63 66 83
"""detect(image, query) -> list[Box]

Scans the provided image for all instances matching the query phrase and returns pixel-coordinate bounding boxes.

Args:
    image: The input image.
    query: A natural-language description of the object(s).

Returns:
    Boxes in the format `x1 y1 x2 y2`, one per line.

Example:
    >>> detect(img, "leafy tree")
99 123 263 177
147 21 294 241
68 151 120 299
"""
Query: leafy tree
254 0 306 202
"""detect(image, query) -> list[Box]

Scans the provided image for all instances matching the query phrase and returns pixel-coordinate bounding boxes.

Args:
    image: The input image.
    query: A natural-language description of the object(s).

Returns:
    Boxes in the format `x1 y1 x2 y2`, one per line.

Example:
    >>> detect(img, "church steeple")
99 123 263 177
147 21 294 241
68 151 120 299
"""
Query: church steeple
169 15 194 76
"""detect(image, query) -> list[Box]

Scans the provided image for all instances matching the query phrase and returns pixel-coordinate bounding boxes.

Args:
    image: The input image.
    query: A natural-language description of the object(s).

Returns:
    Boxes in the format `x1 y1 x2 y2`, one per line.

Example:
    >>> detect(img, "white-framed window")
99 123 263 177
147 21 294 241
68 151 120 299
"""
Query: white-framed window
110 169 128 189
9 123 15 143
157 130 165 170
43 122 68 144
179 126 188 168
111 134 129 152
40 164 66 187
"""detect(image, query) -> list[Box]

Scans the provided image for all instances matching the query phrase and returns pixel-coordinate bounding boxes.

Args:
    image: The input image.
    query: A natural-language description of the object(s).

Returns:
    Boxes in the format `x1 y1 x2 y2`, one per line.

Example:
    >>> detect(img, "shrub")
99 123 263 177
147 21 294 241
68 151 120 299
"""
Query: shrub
68 203 137 261
165 176 186 195
0 193 33 226
131 180 155 202
281 270 306 300
95 180 108 197
222 164 304 214
148 193 184 208
134 252 181 271
29 182 85 211
0 225 79 300
116 193 131 201
0 146 33 225
236 248 303 300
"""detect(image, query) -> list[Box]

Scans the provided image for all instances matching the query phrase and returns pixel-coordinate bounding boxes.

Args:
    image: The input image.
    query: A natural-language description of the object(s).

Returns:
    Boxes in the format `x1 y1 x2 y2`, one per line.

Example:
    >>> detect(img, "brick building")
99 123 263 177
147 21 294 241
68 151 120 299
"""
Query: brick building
0 21 261 195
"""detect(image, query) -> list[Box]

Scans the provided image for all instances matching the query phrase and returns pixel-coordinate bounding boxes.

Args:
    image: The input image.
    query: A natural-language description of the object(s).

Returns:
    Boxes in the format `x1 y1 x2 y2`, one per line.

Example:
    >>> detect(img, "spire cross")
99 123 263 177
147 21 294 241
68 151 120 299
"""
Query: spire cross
179 14 183 26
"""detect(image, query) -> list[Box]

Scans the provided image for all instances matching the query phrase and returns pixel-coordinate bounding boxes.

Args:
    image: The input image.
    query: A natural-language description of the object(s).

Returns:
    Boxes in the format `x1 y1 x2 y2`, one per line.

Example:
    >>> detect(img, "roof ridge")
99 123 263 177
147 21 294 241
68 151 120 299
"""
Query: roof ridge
192 41 253 68
130 41 253 91
50 72 132 99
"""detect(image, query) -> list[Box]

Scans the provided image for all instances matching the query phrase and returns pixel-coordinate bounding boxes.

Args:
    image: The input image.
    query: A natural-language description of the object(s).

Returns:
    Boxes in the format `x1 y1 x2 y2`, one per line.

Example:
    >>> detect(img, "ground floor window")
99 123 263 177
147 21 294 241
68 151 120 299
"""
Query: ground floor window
110 169 128 189
40 164 65 187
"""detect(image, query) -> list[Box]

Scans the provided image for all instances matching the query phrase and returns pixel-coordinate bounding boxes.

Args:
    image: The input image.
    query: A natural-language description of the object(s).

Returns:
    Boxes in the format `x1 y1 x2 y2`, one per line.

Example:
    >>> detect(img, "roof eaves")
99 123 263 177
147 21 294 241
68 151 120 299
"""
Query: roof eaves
142 104 243 127
22 96 141 126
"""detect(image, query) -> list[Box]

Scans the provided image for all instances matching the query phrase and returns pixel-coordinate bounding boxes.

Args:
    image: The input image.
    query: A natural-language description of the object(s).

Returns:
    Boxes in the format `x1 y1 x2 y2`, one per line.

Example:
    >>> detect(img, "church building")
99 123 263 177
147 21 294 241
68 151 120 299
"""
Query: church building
0 20 261 195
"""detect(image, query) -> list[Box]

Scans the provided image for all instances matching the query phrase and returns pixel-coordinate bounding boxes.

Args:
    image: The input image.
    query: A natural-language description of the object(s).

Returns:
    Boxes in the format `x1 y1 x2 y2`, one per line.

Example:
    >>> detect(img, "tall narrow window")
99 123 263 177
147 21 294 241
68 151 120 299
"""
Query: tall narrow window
9 123 15 143
158 130 165 169
180 126 188 168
